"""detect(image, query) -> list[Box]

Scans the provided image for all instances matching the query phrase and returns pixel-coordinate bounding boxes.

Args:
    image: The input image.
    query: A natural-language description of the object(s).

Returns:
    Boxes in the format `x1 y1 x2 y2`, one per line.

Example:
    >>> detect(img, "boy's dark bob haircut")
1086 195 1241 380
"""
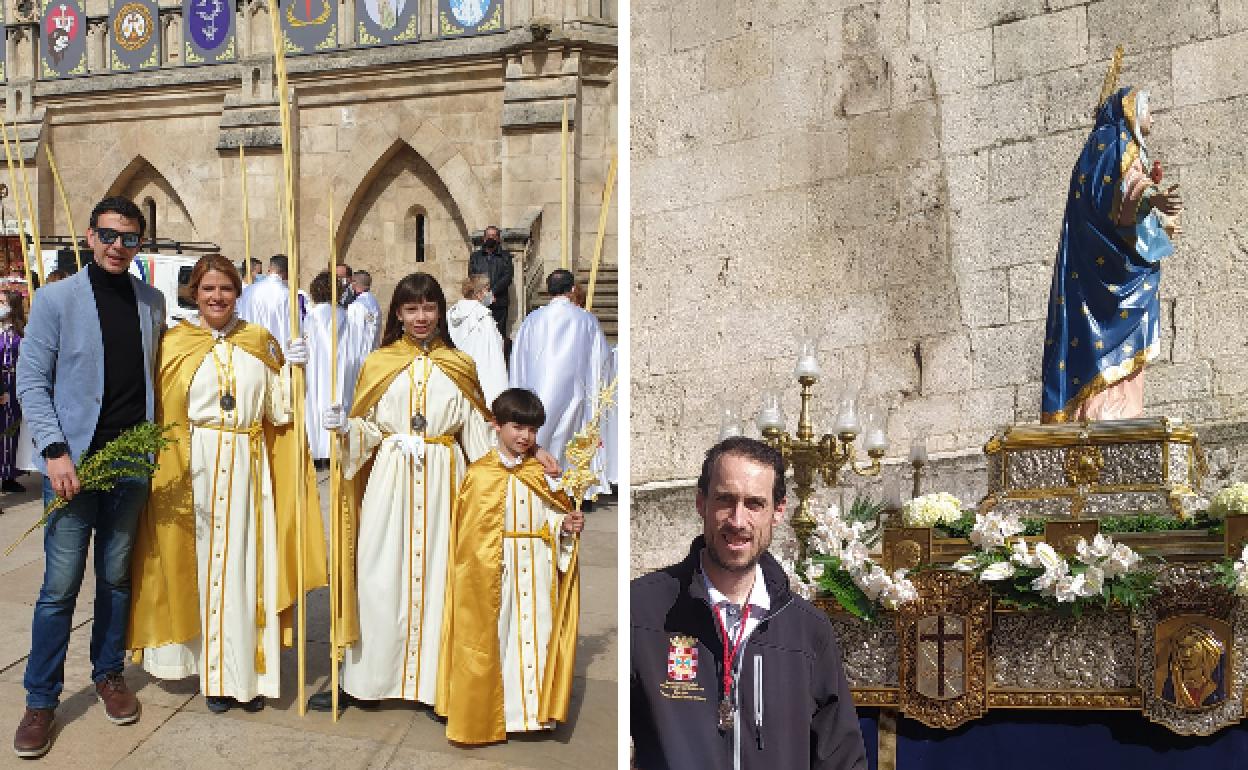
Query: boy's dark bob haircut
492 388 546 428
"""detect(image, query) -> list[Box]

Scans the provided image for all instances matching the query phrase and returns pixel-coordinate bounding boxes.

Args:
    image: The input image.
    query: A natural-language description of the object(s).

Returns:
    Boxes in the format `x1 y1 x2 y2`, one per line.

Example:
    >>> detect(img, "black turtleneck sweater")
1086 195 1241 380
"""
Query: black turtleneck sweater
87 260 145 452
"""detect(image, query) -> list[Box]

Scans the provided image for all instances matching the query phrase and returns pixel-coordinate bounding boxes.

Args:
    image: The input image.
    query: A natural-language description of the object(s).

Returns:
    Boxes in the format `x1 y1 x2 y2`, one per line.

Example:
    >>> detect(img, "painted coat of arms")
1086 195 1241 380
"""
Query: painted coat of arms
667 635 697 682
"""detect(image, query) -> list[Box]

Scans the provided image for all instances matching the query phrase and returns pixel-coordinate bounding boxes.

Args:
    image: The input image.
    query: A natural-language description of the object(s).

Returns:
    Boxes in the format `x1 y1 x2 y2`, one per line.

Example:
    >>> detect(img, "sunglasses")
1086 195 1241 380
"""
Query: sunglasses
94 227 142 249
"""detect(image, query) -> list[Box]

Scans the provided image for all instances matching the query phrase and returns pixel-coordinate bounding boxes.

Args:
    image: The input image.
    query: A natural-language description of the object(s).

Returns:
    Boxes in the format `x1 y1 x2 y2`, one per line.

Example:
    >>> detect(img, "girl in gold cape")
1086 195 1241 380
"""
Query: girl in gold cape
327 273 495 706
127 255 326 711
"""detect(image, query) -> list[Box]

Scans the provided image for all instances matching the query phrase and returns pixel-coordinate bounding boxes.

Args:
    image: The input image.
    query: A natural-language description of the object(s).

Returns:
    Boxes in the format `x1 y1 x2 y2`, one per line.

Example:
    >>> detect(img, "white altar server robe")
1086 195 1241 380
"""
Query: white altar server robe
509 297 611 497
303 303 354 460
349 290 383 350
495 453 575 732
142 336 291 703
339 357 493 703
448 298 508 405
603 345 619 486
237 276 292 353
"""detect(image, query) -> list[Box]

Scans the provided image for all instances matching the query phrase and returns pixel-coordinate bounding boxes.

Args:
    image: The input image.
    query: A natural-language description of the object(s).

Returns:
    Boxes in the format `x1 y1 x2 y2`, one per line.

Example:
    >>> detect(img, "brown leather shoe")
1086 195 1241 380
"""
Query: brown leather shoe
13 707 53 758
95 672 140 725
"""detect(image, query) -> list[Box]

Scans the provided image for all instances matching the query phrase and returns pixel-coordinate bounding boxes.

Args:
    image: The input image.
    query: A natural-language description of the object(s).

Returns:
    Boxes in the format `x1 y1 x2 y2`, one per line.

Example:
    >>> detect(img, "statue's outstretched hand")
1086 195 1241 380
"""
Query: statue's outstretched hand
1152 183 1183 216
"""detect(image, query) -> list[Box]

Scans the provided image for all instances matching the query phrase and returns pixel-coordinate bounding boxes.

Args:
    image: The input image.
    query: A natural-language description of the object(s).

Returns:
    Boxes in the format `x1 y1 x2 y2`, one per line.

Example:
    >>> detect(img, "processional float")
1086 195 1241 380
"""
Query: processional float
754 46 1246 740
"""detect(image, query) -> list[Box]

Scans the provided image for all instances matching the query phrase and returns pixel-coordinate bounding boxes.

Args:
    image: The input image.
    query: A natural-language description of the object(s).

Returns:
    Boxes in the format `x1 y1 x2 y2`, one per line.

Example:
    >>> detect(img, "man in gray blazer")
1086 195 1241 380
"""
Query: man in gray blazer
12 197 165 759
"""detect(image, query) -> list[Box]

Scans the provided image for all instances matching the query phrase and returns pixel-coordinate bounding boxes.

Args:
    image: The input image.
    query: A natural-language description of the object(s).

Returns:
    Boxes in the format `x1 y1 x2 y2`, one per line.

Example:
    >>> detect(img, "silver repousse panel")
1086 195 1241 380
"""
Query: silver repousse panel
1099 443 1163 486
830 617 898 688
995 497 1073 519
991 612 1136 689
1083 491 1169 516
1005 448 1067 490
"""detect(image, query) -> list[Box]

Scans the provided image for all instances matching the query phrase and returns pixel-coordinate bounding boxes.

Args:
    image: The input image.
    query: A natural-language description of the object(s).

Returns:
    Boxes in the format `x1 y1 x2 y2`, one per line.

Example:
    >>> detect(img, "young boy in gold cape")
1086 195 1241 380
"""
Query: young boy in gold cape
438 387 583 745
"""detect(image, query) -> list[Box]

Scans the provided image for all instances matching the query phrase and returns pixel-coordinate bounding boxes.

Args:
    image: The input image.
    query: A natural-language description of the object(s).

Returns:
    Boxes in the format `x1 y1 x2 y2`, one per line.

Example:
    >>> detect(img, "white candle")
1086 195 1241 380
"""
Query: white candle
794 354 820 379
834 401 860 434
884 477 903 509
756 407 785 432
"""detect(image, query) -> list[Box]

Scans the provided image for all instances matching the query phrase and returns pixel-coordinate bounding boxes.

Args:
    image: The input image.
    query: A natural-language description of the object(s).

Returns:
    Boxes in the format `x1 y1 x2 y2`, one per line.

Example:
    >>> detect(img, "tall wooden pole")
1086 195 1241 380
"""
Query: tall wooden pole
45 145 81 270
560 98 569 270
0 117 33 298
584 152 616 312
240 144 253 283
269 0 309 716
327 193 342 720
10 124 43 282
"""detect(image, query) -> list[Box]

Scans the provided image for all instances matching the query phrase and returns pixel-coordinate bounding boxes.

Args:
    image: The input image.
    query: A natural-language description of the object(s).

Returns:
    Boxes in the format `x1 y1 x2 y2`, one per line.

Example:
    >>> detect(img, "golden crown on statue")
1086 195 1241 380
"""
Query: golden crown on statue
559 376 618 505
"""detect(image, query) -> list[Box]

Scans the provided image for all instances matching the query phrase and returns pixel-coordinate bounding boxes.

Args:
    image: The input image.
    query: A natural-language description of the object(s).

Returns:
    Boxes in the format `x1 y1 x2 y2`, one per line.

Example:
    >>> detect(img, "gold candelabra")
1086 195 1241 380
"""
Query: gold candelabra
760 373 885 562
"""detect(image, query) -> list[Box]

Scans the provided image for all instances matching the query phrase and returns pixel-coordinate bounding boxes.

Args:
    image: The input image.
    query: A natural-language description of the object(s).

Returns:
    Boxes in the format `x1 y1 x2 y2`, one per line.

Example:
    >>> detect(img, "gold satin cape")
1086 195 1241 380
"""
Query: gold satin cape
332 336 491 655
127 321 328 653
439 451 580 745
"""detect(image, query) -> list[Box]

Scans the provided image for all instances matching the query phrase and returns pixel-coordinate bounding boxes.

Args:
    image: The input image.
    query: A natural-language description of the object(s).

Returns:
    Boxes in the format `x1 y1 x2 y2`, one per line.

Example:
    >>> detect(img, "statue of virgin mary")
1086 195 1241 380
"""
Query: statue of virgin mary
1041 47 1183 423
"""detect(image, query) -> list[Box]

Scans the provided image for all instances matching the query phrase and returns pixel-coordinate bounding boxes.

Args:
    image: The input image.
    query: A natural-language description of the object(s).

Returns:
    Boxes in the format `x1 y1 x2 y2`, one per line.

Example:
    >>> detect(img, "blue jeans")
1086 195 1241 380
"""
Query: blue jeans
23 476 149 709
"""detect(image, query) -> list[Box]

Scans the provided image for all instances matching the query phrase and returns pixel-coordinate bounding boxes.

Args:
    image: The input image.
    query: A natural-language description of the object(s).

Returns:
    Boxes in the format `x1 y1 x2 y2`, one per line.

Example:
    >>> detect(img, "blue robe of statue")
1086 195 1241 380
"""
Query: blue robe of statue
1041 86 1173 422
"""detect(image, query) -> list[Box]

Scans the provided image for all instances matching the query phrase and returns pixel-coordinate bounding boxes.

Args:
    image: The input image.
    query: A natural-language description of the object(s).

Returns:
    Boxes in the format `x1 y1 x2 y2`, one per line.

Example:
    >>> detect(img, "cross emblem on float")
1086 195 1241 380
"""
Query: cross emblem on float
897 571 991 729
916 614 966 700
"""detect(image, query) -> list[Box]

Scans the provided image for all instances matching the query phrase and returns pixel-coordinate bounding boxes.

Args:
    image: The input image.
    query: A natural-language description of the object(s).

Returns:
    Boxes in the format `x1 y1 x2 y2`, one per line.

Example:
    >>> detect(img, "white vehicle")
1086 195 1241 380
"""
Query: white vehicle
30 246 210 326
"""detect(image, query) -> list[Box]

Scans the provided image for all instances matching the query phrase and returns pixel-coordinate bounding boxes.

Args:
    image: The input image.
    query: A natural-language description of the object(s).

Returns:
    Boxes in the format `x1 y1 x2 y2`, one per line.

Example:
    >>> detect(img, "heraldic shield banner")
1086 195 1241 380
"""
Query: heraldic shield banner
110 0 160 71
281 0 336 55
184 0 235 65
437 0 502 37
356 0 419 47
40 0 87 78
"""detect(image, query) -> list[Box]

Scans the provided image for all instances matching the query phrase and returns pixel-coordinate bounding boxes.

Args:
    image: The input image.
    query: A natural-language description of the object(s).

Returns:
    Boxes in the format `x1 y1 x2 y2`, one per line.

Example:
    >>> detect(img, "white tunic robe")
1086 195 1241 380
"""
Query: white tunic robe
509 297 611 497
237 276 292 353
448 299 509 405
303 303 360 460
349 290 383 350
603 345 619 486
495 456 574 732
340 356 493 703
141 338 291 703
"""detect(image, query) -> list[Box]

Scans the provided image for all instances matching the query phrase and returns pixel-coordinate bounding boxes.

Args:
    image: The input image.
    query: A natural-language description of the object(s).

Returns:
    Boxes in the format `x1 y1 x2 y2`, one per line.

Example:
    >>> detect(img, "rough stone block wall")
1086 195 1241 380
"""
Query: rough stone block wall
631 0 1248 498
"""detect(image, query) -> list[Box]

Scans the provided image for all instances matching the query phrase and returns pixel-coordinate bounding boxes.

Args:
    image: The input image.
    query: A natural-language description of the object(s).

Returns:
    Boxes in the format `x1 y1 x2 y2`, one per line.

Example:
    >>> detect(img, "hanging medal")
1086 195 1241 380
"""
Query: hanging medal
407 355 432 434
211 340 238 413
714 602 750 732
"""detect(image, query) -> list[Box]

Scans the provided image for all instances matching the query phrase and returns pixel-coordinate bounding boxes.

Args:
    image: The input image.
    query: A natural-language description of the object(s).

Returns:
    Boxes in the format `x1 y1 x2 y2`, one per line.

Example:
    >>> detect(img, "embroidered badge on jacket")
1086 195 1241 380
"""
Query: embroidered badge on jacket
667 635 698 681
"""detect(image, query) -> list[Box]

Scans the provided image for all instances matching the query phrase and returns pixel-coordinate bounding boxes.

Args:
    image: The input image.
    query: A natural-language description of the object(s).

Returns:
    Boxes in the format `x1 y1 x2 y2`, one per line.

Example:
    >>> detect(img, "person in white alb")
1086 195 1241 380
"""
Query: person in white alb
509 269 611 500
448 274 508 405
236 255 295 353
348 270 382 351
302 270 354 462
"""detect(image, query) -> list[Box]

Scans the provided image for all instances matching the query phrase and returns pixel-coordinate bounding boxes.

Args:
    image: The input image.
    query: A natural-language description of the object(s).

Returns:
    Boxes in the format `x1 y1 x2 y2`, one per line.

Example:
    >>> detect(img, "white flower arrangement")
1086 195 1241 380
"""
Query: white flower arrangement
1230 545 1248 597
1215 544 1248 597
1208 482 1248 520
952 512 1154 611
781 505 918 621
901 492 964 529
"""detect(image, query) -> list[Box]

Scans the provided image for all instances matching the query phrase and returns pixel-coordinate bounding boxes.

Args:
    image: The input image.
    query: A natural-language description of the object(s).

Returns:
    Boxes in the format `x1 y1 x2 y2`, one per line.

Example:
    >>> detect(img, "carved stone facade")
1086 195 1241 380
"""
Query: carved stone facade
1 2 617 335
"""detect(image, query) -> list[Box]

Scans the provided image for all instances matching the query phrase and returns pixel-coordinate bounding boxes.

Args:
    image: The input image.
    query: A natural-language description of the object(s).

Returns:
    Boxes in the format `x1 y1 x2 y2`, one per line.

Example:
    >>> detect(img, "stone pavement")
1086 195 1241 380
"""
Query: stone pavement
0 475 619 768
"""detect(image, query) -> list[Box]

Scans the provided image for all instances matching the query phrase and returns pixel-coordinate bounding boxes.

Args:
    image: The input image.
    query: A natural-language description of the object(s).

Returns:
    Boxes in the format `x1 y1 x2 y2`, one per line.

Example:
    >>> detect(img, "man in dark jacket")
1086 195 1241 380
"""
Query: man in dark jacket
467 225 512 341
631 437 867 770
